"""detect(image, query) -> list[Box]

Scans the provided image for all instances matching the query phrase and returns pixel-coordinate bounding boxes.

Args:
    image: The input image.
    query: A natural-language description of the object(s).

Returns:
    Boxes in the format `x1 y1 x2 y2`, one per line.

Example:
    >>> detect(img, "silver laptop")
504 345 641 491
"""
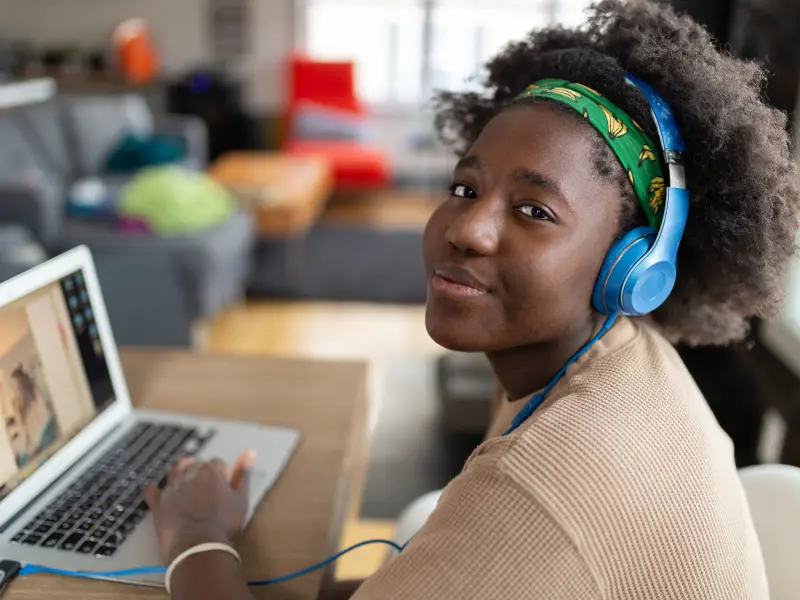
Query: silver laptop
0 246 300 586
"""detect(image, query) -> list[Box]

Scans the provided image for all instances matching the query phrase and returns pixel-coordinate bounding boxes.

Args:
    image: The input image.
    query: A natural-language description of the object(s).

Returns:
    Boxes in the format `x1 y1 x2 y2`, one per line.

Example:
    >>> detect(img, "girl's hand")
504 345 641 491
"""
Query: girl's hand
143 450 256 562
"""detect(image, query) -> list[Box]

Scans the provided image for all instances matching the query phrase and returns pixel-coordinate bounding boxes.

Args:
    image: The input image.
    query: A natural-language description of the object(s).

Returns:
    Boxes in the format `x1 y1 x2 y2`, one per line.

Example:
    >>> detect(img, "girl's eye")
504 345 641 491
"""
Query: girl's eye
515 204 552 221
449 184 477 199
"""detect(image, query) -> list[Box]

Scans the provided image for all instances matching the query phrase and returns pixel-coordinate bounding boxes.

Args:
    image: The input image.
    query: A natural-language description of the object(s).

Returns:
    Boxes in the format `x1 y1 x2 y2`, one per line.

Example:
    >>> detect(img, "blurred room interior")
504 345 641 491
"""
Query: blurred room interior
0 0 799 582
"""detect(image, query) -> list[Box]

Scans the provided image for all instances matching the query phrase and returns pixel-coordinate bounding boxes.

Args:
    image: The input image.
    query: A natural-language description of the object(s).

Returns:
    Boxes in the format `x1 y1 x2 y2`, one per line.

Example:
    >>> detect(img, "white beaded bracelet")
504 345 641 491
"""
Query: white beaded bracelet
165 542 242 594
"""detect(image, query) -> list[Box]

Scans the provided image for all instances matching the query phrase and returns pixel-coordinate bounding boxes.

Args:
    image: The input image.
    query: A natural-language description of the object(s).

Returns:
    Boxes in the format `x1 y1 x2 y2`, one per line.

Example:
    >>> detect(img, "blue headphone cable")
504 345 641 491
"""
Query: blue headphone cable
15 303 621 589
18 538 405 586
503 314 618 436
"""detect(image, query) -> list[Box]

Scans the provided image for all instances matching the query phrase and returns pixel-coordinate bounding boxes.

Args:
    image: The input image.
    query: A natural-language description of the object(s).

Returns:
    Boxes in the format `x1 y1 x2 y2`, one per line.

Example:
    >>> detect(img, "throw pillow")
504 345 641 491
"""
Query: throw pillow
66 177 117 221
120 166 234 235
292 101 374 142
105 132 186 173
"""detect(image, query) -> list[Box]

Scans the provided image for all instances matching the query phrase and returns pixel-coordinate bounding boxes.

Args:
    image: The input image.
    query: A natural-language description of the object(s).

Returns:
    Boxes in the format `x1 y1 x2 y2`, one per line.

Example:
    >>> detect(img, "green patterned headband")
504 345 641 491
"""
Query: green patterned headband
516 78 666 228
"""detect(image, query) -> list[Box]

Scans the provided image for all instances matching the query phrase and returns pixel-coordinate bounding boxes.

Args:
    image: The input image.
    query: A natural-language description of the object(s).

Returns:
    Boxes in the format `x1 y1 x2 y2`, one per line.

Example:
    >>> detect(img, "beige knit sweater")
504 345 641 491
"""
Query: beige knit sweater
353 318 769 599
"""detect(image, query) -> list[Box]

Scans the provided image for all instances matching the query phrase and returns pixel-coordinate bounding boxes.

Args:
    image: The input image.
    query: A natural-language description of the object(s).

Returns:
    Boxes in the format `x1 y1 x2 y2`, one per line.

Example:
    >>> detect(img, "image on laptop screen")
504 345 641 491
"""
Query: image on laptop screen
0 269 114 501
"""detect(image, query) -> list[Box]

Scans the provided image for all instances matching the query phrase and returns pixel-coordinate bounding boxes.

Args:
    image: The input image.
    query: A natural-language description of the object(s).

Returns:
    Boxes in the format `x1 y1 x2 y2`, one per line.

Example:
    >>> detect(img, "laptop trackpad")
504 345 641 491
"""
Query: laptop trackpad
123 470 267 568
246 470 268 520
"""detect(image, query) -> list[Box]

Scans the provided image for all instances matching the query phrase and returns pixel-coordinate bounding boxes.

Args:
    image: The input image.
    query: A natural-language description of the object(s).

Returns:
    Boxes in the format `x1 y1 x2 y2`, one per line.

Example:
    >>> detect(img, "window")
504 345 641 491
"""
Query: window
304 0 424 104
301 0 594 105
428 3 547 95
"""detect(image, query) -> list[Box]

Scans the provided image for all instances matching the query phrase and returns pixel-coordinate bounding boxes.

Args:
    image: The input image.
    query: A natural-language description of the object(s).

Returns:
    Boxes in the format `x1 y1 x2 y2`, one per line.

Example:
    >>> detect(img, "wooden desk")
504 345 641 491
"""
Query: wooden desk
10 349 370 600
209 152 333 237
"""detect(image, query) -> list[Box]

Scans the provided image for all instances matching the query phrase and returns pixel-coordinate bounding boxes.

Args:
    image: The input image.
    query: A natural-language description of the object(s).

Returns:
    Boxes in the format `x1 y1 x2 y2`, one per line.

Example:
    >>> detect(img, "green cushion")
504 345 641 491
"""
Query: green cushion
120 166 235 235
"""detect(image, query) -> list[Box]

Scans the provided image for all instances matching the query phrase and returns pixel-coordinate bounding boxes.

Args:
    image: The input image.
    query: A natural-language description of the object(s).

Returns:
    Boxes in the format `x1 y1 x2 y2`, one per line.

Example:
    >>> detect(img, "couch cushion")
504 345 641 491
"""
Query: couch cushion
65 176 130 222
63 94 155 176
0 114 67 243
291 101 374 142
0 112 53 181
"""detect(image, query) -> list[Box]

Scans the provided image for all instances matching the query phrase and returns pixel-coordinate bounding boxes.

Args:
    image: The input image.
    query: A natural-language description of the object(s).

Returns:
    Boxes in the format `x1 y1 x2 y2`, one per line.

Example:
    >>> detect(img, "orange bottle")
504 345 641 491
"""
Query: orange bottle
112 18 159 83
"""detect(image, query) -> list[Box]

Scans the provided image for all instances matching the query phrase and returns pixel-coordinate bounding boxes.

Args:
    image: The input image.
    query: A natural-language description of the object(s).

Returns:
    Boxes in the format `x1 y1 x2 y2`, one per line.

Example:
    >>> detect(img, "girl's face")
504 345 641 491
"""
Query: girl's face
423 103 626 352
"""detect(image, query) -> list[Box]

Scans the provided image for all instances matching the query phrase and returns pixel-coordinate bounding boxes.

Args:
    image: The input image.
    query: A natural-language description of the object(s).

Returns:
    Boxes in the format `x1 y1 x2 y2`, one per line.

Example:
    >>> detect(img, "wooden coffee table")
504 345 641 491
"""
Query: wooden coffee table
209 152 333 237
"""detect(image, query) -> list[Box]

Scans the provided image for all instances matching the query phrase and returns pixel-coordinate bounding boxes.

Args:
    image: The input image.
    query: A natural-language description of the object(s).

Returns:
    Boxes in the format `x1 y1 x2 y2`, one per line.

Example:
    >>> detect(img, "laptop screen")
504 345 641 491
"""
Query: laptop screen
0 269 114 501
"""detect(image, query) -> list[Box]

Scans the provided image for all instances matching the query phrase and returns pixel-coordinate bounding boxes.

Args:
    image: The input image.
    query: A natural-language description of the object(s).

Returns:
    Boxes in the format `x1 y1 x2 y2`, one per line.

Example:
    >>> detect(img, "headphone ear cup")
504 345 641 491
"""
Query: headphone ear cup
593 226 657 315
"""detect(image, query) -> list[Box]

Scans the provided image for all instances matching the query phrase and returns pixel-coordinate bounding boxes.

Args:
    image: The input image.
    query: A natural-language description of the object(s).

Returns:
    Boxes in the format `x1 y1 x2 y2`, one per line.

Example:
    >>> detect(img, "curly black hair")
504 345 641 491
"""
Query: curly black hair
433 0 800 346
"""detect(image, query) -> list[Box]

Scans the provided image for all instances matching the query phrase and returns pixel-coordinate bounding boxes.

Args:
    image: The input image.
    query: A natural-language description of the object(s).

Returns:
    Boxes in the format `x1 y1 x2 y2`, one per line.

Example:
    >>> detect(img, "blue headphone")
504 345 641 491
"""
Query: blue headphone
502 75 690 436
592 74 689 317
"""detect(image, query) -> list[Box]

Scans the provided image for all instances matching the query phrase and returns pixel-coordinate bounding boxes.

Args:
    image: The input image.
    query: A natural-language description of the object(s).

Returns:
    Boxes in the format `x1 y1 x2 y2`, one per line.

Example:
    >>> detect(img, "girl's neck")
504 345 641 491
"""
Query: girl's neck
485 314 605 400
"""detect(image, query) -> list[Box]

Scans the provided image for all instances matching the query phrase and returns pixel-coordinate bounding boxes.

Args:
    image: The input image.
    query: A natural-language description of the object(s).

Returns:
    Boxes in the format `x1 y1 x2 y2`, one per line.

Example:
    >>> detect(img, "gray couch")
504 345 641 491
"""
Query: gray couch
0 225 191 347
0 93 254 325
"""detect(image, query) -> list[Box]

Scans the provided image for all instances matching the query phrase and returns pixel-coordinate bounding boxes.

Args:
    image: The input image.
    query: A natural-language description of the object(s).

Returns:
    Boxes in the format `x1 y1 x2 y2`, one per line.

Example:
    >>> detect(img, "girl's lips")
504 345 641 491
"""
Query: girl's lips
433 264 491 292
430 274 488 298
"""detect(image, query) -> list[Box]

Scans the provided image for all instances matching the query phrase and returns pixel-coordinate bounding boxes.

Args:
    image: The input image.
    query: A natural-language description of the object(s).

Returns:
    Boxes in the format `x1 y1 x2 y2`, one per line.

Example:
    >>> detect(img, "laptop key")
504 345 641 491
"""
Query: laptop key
95 544 117 558
42 532 64 548
77 520 93 531
21 534 43 545
127 503 148 526
10 532 25 543
118 518 138 534
108 529 126 545
60 532 85 551
100 496 119 511
76 540 97 554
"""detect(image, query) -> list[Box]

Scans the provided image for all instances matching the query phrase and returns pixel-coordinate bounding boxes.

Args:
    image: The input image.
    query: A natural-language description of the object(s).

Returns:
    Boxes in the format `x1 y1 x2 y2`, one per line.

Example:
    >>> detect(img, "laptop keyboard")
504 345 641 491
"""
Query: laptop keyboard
9 422 214 558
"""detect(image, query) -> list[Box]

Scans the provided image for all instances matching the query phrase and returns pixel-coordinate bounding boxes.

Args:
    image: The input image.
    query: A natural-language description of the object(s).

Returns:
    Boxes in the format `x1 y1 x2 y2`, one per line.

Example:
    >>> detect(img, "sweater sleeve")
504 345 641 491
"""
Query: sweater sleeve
351 461 600 600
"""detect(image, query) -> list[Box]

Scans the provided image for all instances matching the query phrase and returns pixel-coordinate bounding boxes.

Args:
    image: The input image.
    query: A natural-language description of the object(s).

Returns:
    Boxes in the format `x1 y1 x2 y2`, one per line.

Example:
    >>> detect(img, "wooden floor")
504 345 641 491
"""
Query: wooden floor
207 300 443 359
205 188 445 580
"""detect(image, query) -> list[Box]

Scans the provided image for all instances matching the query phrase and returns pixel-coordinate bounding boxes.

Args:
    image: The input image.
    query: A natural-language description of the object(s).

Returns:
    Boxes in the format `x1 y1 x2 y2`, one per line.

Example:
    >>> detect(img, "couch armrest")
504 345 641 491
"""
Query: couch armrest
152 114 208 169
93 251 193 347
0 181 64 246
54 211 255 322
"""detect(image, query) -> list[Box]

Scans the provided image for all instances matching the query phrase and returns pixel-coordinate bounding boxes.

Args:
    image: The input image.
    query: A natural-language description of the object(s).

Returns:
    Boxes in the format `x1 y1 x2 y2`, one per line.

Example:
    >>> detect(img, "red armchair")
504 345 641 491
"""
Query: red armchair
283 55 393 191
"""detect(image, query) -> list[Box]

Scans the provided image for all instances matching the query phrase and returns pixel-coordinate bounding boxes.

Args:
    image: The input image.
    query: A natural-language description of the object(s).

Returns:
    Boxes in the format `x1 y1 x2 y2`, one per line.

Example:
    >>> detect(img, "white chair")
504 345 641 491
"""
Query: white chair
391 465 800 597
387 490 443 560
739 464 800 599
